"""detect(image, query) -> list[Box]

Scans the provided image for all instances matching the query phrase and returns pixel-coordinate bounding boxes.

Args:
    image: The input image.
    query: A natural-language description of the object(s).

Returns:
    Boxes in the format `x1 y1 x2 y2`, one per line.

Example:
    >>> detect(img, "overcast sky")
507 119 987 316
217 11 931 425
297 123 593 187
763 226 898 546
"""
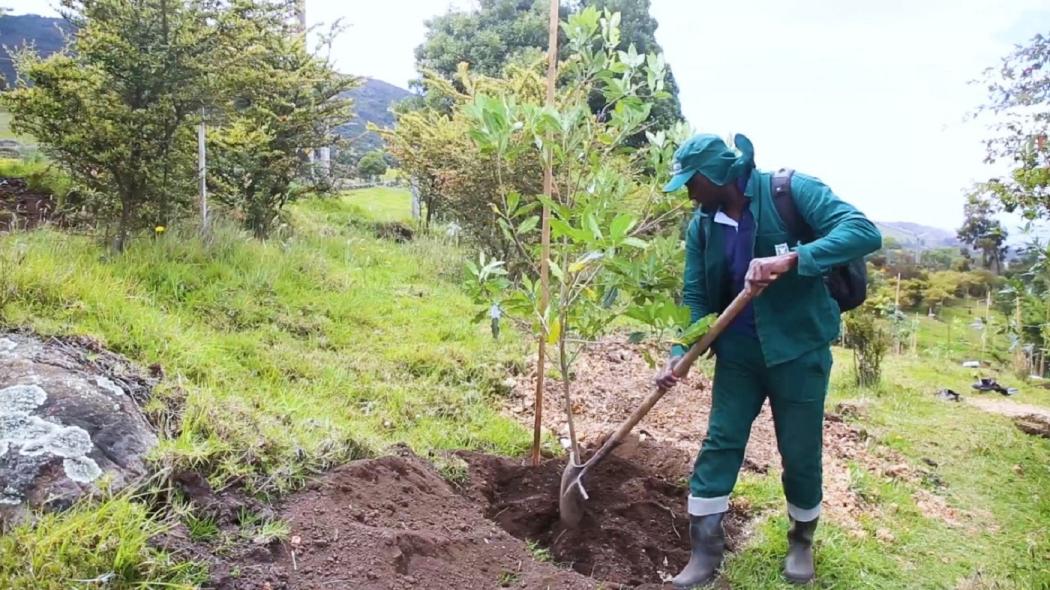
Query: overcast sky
6 0 1050 232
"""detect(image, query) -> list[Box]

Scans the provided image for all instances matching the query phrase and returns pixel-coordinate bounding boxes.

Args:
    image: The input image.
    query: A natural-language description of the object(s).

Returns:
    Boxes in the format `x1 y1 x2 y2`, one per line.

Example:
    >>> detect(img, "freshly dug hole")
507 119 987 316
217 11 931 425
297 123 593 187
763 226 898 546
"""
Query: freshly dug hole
459 436 749 587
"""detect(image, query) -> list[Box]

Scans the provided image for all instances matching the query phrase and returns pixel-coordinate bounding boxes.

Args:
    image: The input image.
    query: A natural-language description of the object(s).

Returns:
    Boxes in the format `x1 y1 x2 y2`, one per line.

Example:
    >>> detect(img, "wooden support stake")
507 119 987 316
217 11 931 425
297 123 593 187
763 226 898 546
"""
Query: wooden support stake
531 0 559 467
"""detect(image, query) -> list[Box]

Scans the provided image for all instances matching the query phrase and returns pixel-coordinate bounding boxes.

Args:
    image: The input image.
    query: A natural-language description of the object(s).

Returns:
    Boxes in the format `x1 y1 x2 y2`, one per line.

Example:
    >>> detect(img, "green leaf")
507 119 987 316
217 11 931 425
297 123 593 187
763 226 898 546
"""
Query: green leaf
609 214 636 240
625 305 653 324
674 313 718 347
547 317 561 345
517 215 540 234
516 202 540 217
642 348 657 369
585 212 603 240
673 305 692 327
536 194 570 220
550 218 588 242
548 259 565 283
627 331 645 344
506 192 520 215
623 237 648 249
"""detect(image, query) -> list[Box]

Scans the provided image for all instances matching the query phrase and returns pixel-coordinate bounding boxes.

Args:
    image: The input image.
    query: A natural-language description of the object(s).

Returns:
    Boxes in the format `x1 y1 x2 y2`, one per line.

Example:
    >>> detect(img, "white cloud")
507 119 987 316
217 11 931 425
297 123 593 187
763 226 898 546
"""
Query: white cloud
649 0 1050 231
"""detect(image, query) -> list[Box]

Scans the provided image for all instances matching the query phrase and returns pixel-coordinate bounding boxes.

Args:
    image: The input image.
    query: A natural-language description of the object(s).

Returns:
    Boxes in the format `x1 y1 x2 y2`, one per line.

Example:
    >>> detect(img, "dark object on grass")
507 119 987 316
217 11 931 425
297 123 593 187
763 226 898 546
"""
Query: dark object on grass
971 378 1017 396
936 389 962 402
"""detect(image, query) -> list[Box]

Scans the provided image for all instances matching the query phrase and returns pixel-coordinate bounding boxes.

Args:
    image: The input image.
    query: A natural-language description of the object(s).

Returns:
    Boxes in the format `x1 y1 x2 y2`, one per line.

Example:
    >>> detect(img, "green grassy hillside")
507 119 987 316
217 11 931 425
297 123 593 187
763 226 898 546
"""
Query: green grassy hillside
1 188 1047 589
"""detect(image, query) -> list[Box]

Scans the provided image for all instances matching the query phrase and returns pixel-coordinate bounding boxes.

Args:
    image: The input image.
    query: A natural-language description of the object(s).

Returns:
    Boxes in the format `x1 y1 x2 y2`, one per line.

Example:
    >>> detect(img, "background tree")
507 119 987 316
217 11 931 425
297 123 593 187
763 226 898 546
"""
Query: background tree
958 192 1009 273
208 0 354 239
382 64 547 252
414 0 553 81
842 305 889 388
923 271 964 315
4 0 354 244
413 0 682 135
357 149 389 181
973 33 1049 219
4 0 222 251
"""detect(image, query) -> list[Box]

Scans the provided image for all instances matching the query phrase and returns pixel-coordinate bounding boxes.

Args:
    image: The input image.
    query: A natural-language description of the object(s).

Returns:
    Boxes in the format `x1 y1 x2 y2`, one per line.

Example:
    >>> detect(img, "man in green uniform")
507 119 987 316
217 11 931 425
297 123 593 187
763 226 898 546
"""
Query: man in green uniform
655 133 881 587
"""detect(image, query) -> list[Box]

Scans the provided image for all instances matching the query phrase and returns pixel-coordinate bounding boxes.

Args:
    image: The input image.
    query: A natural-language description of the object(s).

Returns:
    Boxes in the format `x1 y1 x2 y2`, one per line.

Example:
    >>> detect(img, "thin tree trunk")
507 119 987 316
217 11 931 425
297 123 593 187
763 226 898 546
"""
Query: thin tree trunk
112 195 133 253
559 310 580 463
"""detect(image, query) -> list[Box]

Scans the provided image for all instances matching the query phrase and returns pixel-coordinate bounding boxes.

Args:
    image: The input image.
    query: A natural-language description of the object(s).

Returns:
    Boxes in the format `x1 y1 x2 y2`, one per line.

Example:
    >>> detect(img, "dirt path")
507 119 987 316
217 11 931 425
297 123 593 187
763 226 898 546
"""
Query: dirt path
967 396 1050 420
967 396 1050 438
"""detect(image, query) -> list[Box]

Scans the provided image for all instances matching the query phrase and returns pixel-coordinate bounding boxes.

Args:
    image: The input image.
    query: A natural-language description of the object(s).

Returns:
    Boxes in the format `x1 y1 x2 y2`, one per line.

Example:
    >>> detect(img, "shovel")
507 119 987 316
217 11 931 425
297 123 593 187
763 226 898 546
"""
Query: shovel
558 287 757 528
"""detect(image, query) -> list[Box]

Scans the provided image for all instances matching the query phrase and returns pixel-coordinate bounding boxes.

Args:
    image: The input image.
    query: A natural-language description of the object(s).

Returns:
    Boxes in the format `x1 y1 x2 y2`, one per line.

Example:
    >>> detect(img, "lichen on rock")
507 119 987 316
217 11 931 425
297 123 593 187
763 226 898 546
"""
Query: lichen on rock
0 384 47 414
0 332 158 522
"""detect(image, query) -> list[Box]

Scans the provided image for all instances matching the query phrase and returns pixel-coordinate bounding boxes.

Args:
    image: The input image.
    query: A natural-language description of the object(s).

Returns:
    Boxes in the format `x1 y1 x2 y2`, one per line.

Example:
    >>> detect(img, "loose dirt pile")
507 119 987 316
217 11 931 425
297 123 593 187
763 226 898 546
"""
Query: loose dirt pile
197 440 737 589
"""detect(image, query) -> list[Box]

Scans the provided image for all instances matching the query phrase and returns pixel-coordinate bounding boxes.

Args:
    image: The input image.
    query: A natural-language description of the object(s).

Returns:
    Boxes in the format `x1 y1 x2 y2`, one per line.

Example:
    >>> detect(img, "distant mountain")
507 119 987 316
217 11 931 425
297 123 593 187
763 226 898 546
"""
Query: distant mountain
0 14 71 87
338 78 413 155
876 221 959 249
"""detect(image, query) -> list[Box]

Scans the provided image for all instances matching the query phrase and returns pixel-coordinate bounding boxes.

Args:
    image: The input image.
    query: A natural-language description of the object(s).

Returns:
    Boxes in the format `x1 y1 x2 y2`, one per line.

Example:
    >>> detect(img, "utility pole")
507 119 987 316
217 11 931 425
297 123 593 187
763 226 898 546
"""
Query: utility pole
982 289 991 356
198 109 208 233
531 0 559 467
292 0 329 177
1015 294 1026 374
895 273 902 354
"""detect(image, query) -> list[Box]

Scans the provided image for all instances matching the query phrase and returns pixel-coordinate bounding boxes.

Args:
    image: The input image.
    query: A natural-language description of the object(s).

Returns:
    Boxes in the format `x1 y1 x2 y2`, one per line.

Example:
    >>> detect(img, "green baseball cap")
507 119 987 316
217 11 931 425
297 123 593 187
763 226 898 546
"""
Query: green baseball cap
663 133 755 192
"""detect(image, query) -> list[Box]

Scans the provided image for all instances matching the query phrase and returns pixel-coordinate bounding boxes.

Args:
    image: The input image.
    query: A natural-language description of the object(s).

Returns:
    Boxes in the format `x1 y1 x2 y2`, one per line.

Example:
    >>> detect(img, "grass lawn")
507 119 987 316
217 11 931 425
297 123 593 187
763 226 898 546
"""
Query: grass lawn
342 186 414 223
0 111 16 139
0 110 33 143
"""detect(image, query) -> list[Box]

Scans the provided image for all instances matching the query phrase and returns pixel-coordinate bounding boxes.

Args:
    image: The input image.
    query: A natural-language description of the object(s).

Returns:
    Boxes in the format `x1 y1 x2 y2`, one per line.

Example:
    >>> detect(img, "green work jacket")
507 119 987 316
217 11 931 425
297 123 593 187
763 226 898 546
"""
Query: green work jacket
671 169 882 366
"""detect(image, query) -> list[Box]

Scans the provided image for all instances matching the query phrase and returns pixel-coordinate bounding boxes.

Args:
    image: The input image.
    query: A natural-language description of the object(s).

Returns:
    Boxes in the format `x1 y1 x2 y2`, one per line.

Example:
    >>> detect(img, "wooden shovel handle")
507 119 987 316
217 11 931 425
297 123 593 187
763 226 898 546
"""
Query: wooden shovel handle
581 287 756 468
673 287 755 378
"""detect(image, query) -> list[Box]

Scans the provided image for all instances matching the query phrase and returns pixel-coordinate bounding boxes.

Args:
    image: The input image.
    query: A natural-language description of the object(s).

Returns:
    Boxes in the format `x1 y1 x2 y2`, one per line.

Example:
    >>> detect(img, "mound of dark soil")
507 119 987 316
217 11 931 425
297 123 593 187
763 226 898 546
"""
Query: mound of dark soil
207 447 595 590
199 439 748 589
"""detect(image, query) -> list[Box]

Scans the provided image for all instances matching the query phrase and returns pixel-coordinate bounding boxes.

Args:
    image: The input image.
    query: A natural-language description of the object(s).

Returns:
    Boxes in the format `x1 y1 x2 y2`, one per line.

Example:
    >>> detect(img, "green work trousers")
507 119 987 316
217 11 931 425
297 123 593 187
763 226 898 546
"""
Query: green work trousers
688 331 832 522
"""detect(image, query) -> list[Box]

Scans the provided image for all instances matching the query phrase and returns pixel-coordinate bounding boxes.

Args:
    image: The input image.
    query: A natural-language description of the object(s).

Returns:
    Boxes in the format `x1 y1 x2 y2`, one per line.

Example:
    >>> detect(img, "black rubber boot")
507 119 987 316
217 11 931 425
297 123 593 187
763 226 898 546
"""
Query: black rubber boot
784 517 818 584
672 513 726 589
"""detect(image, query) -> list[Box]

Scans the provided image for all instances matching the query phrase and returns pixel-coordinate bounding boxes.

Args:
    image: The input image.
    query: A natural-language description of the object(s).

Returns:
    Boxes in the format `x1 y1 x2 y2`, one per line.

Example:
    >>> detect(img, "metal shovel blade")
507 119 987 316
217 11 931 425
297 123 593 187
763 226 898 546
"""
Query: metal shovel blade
558 453 588 528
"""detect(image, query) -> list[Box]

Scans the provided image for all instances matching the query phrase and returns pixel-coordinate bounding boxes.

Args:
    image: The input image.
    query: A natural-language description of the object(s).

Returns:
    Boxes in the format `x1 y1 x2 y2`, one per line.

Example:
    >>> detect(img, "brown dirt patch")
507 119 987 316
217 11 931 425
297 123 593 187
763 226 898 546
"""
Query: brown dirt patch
1012 414 1050 438
187 441 734 589
505 338 964 532
459 436 748 587
0 177 54 232
506 340 780 474
967 396 1050 420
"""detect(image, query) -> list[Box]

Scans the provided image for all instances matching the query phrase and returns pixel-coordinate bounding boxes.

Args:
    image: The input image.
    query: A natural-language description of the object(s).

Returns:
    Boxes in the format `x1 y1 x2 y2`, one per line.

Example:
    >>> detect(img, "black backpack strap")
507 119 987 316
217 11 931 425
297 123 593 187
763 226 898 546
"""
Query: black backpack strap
771 168 815 243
